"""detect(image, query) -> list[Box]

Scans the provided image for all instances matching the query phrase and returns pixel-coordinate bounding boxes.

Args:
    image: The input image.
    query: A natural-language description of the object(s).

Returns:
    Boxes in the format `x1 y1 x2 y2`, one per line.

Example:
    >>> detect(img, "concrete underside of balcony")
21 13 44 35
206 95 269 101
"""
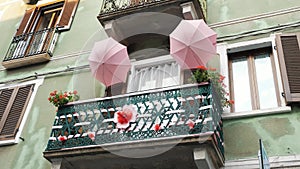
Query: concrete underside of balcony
44 134 224 169
2 52 51 69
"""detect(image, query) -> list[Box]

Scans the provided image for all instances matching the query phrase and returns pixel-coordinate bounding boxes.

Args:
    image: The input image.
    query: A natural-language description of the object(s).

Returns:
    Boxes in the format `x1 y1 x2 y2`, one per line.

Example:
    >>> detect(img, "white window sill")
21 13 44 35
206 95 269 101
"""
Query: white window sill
221 106 291 120
0 139 17 146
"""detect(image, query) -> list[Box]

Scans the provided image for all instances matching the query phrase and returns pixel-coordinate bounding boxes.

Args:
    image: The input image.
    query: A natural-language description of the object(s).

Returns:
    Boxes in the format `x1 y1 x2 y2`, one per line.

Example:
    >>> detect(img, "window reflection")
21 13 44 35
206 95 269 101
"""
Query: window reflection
232 57 252 112
255 54 277 109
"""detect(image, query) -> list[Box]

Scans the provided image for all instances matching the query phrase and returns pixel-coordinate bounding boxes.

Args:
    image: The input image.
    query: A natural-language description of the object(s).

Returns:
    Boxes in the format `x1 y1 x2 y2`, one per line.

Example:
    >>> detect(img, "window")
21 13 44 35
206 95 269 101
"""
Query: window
228 48 280 112
0 79 43 145
128 55 180 92
2 0 79 69
0 84 34 141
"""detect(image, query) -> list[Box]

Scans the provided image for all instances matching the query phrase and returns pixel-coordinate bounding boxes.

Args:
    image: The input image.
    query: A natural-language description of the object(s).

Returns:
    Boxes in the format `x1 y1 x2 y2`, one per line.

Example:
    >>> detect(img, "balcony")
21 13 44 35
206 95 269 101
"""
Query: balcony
44 83 224 169
97 0 207 48
2 27 58 69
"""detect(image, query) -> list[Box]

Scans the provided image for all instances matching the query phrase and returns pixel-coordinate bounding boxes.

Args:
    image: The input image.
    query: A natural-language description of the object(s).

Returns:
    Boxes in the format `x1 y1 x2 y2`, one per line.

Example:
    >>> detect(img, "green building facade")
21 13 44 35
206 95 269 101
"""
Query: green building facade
0 0 300 168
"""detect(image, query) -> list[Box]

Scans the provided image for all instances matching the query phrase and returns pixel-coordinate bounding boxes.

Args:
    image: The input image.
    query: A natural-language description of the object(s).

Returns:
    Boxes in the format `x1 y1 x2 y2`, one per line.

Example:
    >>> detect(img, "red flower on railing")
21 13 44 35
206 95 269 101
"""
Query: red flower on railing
88 132 95 141
58 135 67 142
114 105 137 129
154 124 160 131
187 120 195 129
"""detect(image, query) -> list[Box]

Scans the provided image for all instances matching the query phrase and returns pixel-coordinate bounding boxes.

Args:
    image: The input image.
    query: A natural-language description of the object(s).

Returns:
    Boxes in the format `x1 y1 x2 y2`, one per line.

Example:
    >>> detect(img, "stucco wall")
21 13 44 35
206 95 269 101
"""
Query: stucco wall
207 0 300 162
207 0 300 40
0 0 107 168
223 108 300 160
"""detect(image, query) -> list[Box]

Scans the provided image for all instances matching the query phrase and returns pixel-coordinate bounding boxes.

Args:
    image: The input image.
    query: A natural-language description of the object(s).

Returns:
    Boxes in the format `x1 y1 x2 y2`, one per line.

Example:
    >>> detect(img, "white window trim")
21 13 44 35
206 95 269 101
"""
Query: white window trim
0 77 44 145
217 35 289 114
127 54 181 92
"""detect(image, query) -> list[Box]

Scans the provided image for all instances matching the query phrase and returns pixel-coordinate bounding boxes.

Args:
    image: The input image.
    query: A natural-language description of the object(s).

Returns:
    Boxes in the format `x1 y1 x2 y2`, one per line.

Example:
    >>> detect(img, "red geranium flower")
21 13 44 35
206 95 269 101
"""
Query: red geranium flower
219 75 225 82
197 65 207 70
154 124 160 131
228 100 234 104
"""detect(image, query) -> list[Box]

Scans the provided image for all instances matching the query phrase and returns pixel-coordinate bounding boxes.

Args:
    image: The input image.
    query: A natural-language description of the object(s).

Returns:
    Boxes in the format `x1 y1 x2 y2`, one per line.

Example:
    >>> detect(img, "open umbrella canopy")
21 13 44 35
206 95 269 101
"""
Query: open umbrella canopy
170 19 217 69
88 37 131 87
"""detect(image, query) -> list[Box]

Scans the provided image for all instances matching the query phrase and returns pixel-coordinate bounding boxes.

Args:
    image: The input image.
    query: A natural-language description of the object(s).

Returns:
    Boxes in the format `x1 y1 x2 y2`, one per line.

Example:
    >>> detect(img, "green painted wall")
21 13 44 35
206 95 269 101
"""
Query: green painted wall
206 0 300 162
0 0 107 168
207 0 300 40
1 0 300 167
223 108 300 160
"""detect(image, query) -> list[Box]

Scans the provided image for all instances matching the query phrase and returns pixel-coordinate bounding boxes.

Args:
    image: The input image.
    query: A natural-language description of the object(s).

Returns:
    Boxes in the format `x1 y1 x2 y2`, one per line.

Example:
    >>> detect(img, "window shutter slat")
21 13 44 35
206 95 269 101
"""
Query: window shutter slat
0 85 33 140
57 0 79 30
276 34 300 102
15 8 37 36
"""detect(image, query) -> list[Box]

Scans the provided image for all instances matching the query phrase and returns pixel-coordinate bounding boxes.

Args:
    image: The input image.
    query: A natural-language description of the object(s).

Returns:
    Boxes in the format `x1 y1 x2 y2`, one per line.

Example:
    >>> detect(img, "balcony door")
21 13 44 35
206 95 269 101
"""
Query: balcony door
128 55 180 93
26 3 63 56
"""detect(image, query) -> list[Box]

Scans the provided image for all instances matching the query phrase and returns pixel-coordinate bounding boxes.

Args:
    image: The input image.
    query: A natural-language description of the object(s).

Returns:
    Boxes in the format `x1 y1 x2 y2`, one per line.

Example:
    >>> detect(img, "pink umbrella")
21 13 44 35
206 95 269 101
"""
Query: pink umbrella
170 19 217 69
88 37 131 87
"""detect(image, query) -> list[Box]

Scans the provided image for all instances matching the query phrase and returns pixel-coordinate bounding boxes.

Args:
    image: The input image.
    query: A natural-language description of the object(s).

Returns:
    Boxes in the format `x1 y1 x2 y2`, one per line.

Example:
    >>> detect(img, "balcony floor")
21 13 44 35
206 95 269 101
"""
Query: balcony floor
44 134 223 169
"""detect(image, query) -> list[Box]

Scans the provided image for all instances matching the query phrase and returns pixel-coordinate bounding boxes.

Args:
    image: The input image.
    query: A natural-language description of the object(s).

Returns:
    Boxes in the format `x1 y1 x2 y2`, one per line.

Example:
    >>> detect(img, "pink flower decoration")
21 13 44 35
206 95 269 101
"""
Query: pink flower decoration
88 132 95 141
58 136 67 142
154 124 160 131
187 120 195 129
114 104 137 129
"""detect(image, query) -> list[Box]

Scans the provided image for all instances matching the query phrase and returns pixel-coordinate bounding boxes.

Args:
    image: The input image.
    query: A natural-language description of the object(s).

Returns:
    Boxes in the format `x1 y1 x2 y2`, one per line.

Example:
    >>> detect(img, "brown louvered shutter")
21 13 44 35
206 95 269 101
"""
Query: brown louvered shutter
0 89 14 123
276 33 300 102
0 85 34 141
57 0 79 30
15 7 38 36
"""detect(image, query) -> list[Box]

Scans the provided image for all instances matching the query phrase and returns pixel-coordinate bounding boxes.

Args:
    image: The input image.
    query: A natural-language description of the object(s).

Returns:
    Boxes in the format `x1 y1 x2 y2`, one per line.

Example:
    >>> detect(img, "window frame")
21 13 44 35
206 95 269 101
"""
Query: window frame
17 0 79 36
217 36 287 114
0 78 44 145
228 48 281 112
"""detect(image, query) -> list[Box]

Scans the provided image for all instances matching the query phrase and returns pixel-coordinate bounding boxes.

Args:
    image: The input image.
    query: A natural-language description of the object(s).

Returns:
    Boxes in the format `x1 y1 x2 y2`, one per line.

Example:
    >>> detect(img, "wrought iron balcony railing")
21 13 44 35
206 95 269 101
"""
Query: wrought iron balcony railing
2 27 59 69
45 83 224 155
99 0 194 20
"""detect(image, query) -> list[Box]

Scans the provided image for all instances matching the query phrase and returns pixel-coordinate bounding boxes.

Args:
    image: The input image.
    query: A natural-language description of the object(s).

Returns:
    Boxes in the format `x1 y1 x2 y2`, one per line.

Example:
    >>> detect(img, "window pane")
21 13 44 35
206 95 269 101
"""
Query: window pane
129 62 179 92
232 57 252 112
255 54 277 109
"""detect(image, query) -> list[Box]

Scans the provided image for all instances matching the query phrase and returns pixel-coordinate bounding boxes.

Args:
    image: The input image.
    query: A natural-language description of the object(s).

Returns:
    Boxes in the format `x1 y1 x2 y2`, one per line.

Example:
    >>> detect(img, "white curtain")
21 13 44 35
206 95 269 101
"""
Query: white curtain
128 62 180 92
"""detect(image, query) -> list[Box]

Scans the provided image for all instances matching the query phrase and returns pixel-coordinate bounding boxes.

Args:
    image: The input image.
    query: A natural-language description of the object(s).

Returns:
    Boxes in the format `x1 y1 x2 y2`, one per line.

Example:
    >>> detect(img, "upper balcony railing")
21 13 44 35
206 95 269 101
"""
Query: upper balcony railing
100 0 175 16
2 27 59 69
45 83 224 155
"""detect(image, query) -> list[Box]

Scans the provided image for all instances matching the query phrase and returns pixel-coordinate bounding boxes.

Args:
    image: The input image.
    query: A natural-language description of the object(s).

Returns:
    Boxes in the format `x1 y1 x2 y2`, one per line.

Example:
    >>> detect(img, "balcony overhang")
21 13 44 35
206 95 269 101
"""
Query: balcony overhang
44 134 224 169
2 52 51 69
